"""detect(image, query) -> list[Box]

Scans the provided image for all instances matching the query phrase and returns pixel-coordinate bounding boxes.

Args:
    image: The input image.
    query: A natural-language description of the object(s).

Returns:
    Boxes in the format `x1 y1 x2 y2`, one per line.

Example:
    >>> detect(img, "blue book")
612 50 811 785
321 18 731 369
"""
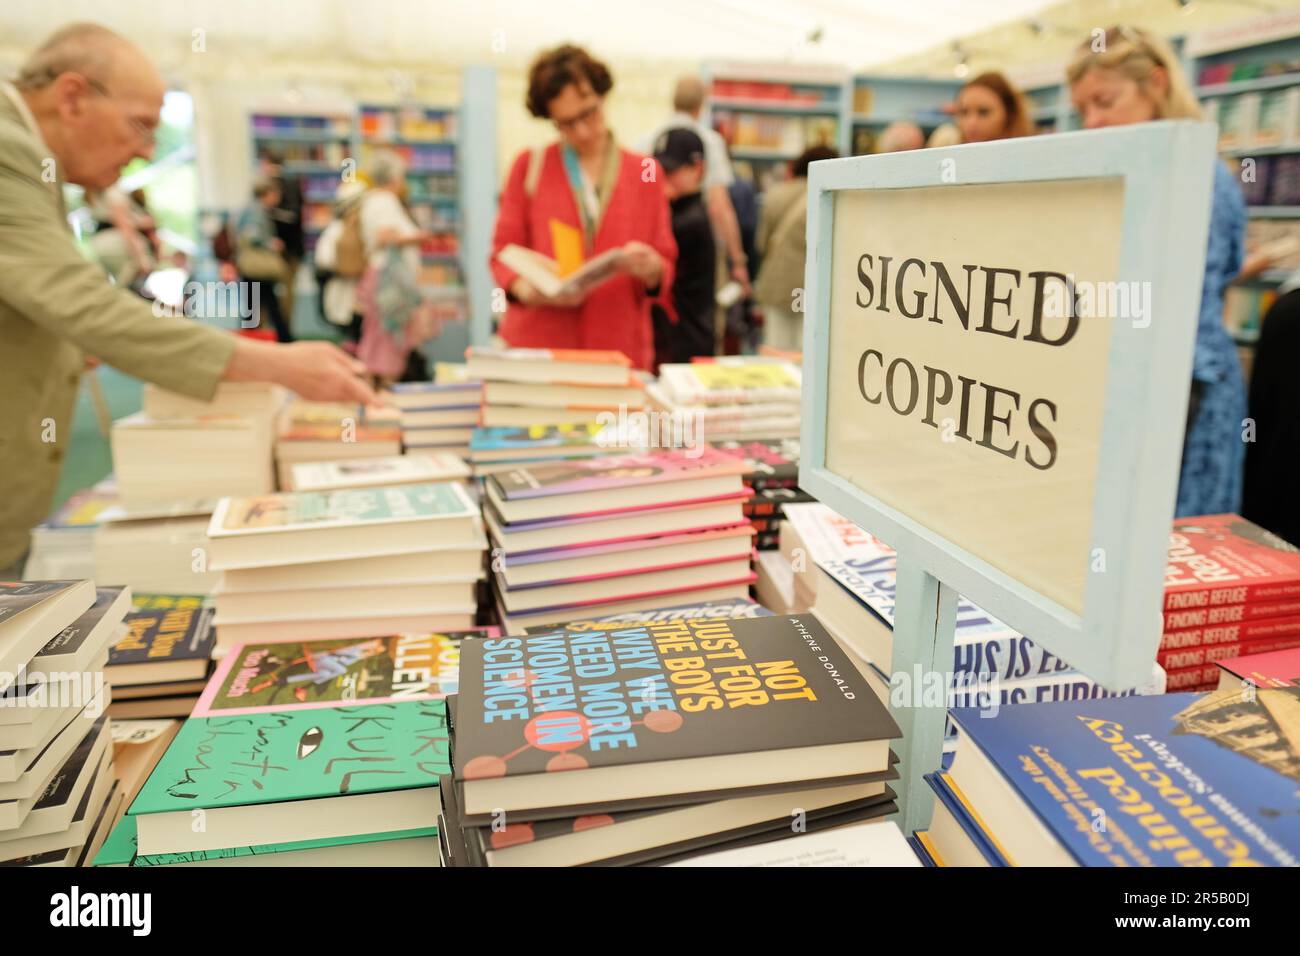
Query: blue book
924 772 1008 867
947 689 1300 866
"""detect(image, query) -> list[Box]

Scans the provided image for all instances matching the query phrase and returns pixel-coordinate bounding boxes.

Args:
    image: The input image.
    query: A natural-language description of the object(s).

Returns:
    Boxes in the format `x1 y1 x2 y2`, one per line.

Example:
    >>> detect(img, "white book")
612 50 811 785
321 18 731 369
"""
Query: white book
668 820 920 868
289 454 469 493
494 243 622 300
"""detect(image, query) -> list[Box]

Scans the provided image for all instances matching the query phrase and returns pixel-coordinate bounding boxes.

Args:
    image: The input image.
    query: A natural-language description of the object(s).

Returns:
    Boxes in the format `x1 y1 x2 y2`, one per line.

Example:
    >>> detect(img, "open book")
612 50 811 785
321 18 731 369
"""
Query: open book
497 243 623 300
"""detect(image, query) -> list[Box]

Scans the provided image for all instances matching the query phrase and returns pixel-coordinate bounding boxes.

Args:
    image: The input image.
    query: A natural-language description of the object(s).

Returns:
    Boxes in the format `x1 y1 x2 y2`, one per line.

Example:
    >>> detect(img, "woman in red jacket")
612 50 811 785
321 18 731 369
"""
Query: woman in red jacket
491 45 677 371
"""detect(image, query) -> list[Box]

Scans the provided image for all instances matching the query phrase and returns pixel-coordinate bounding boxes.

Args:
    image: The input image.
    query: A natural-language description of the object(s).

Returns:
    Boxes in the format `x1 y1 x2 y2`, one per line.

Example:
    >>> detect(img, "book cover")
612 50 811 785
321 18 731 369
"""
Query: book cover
817 555 1075 682
129 701 450 816
1164 514 1300 610
290 454 468 492
949 689 1300 866
0 581 77 628
455 615 900 786
659 360 801 406
490 447 745 500
713 438 801 490
193 630 495 716
1161 614 1300 650
110 595 214 668
466 347 631 368
470 423 605 453
1217 647 1300 689
523 598 773 634
779 503 892 564
34 587 127 663
1163 596 1300 632
208 482 476 537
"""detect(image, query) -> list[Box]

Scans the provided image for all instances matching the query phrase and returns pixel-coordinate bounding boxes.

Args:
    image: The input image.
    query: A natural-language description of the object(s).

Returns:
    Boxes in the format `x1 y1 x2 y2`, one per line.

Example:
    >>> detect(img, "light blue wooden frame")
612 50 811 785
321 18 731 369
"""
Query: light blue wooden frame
799 121 1219 831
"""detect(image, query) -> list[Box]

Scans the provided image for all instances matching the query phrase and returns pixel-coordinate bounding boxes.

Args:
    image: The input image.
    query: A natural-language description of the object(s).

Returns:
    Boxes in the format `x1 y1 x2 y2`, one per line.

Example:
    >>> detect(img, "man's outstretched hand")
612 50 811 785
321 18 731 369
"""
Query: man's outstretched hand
226 338 375 405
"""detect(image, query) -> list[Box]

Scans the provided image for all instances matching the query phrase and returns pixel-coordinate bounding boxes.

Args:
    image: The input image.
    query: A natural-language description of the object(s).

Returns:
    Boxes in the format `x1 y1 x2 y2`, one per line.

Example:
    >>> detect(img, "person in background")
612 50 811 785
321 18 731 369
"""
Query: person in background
725 145 761 353
926 123 962 148
1242 282 1300 545
1069 24 1245 516
356 150 438 382
491 44 676 371
313 181 367 346
652 127 714 366
642 76 750 298
878 121 925 152
752 145 838 352
84 183 155 288
259 149 304 323
955 71 1034 143
0 22 372 577
235 174 293 342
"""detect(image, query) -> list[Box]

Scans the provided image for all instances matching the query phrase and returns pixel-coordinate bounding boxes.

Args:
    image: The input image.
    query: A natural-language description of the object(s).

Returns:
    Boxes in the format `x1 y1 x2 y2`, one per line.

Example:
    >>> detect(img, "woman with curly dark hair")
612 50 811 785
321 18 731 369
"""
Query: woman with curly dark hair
490 44 678 371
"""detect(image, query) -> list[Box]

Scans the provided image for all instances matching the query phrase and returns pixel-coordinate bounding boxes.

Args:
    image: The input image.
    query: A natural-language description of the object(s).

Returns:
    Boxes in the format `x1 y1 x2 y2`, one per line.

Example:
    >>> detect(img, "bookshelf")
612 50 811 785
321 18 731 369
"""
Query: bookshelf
701 63 850 191
249 111 354 258
848 75 960 154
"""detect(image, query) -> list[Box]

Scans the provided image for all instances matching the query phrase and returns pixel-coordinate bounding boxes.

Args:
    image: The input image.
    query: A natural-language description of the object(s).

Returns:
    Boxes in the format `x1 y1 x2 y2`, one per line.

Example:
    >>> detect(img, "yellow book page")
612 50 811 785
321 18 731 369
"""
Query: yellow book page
550 220 585 277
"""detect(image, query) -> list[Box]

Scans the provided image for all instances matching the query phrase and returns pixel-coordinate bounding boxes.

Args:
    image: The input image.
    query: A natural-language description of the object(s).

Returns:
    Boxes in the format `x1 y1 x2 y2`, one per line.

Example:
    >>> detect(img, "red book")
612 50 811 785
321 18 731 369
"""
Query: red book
1160 612 1300 649
1162 663 1222 691
1216 646 1300 689
1163 595 1300 631
1163 514 1300 612
1157 634 1300 671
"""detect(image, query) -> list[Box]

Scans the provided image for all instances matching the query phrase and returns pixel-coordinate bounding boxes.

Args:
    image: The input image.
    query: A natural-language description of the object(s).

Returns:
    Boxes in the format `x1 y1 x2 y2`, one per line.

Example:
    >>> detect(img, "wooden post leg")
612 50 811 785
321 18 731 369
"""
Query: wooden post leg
890 557 958 835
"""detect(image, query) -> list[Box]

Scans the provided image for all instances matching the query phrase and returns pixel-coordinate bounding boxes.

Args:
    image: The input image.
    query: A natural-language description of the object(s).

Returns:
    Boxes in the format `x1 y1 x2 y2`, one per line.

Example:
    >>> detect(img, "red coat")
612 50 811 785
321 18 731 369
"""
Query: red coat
490 141 678 371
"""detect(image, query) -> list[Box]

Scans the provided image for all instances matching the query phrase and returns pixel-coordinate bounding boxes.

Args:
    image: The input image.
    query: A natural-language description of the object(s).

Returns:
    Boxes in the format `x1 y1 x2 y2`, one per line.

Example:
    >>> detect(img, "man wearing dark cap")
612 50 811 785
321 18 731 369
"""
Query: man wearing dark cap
652 127 715 366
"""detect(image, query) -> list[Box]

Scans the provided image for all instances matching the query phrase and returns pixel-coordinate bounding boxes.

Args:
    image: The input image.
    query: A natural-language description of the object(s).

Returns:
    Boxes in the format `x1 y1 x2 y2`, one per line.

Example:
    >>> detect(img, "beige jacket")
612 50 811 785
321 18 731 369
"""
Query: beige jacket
753 177 809 314
0 86 235 568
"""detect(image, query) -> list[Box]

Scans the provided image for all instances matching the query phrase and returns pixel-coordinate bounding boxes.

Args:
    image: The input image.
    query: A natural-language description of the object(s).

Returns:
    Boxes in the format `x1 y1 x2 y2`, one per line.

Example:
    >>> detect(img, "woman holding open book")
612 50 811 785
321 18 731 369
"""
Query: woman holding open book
490 44 678 371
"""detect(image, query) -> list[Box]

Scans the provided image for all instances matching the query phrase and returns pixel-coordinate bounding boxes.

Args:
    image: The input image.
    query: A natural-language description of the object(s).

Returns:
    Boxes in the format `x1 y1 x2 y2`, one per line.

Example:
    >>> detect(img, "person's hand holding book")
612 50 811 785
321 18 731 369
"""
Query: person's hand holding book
620 240 663 289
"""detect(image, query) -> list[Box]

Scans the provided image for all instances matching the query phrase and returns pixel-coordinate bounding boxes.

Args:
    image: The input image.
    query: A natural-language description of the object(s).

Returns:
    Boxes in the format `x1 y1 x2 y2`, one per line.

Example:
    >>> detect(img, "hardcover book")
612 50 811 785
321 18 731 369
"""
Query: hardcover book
947 689 1300 866
129 701 450 855
193 630 495 716
454 615 900 819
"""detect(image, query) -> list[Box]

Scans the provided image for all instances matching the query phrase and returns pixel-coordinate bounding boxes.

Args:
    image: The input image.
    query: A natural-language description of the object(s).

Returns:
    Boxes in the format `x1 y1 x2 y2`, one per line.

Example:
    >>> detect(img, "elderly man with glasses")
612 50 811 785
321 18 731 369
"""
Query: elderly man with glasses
0 22 374 577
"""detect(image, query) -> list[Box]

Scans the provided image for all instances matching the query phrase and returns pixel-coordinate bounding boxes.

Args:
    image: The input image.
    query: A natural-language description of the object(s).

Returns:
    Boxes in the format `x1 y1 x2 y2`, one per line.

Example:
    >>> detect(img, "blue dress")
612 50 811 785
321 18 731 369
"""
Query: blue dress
1176 162 1247 517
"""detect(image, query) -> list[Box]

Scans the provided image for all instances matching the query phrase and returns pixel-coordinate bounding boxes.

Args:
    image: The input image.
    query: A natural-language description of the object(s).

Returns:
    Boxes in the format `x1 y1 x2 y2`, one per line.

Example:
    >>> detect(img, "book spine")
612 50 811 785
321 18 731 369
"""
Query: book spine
1163 579 1300 611
1162 663 1223 691
1157 634 1300 671
1162 596 1300 630
947 669 1157 709
1160 613 1300 649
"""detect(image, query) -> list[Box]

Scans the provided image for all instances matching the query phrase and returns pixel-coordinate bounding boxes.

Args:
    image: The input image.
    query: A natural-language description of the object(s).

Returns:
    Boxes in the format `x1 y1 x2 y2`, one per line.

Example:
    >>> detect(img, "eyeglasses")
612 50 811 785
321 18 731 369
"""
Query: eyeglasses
83 76 157 147
552 100 601 134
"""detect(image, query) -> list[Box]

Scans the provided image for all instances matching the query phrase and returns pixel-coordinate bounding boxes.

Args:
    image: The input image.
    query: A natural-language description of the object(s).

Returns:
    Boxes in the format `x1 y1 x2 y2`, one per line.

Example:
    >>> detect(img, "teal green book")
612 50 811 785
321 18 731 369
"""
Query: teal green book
95 814 438 866
130 701 450 815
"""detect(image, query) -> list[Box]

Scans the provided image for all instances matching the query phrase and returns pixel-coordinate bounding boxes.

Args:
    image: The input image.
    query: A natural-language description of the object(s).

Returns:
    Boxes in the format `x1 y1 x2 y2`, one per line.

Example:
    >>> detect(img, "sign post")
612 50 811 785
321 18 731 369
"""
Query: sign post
798 121 1219 832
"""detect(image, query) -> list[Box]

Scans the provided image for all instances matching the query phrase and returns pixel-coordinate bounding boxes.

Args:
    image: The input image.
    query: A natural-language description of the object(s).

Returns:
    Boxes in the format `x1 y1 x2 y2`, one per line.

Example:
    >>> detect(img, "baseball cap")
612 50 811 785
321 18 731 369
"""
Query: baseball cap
654 126 705 173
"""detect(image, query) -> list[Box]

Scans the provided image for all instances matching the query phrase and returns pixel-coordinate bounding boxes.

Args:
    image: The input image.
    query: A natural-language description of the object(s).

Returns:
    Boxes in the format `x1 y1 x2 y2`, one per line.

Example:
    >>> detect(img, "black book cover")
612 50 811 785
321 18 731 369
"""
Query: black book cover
36 587 126 661
455 617 899 818
109 596 215 667
30 715 107 812
714 439 801 491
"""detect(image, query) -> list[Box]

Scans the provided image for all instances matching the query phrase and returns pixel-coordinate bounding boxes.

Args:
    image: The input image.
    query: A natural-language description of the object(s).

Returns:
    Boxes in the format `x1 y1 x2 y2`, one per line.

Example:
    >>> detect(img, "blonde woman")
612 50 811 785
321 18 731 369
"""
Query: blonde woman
1068 25 1245 517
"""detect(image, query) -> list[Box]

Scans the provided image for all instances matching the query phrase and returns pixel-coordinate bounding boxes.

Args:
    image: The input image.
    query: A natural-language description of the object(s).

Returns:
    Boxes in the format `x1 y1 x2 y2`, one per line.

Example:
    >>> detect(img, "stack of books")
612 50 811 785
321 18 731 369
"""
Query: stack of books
715 438 813 551
468 423 631 479
205 482 486 652
439 615 903 866
778 502 883 610
647 358 802 442
288 453 470 495
467 346 642 431
93 502 220 595
383 379 483 460
23 481 118 581
105 593 216 719
1161 514 1300 692
920 689 1300 866
808 529 1167 719
485 447 757 633
0 581 124 868
95 631 485 866
99 701 449 867
274 401 403 490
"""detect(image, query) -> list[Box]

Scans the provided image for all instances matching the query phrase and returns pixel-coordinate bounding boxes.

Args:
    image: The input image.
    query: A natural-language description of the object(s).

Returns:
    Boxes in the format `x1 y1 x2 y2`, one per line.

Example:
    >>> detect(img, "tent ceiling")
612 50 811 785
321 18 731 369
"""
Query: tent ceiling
0 0 1060 75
